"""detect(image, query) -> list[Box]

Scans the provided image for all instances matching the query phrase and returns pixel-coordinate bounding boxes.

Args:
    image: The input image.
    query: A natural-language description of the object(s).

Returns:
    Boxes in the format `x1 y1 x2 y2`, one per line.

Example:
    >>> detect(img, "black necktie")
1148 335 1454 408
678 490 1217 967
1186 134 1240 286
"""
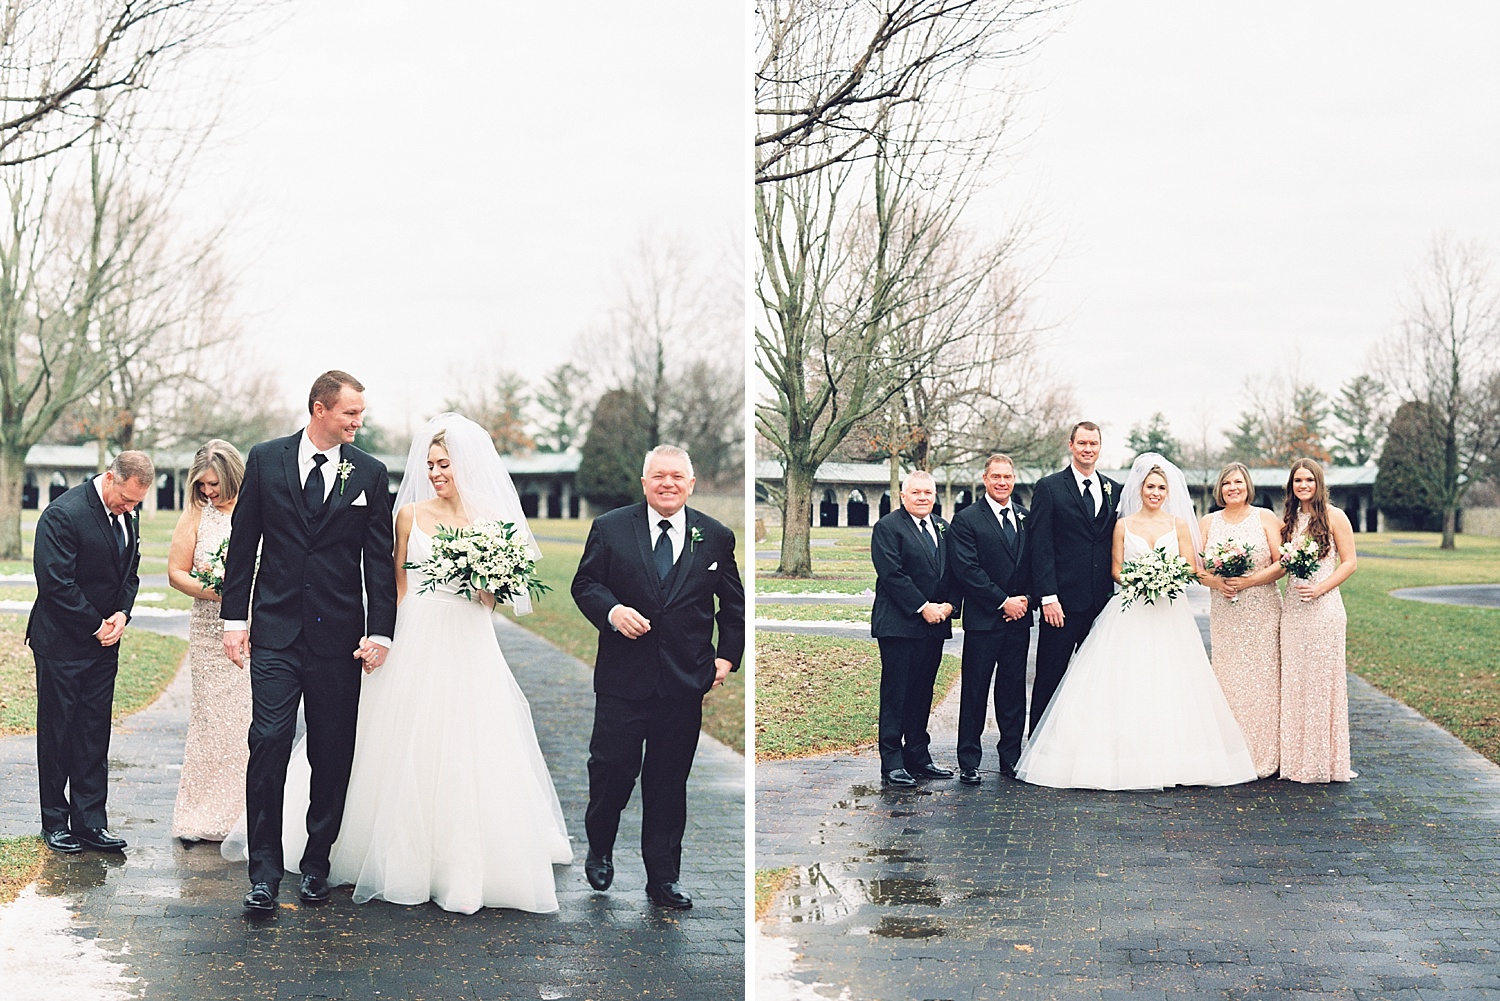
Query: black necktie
654 519 674 581
1000 507 1016 546
304 453 328 516
114 515 127 555
920 518 938 554
1081 478 1096 519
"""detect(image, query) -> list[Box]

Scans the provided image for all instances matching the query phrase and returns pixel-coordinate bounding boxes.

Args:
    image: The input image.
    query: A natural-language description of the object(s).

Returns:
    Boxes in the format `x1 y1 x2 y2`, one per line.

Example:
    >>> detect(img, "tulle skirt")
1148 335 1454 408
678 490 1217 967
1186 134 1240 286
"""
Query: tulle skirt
1015 592 1258 791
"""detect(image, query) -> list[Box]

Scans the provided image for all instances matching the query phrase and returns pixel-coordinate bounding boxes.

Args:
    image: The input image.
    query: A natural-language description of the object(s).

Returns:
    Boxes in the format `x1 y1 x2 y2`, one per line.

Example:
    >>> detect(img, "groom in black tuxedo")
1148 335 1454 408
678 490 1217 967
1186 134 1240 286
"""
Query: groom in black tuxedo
28 451 153 855
571 445 744 910
1027 421 1120 729
222 370 396 913
948 453 1032 783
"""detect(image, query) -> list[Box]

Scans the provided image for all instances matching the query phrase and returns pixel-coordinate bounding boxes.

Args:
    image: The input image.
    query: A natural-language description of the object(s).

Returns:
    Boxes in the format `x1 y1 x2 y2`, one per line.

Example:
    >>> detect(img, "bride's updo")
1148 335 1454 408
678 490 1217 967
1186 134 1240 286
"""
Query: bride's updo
430 429 448 451
1141 464 1169 498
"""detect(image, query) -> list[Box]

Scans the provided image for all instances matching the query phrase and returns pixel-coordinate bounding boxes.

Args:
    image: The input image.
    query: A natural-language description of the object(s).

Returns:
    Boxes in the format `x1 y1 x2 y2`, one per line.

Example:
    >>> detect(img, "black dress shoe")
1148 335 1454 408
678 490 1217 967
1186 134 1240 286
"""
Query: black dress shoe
43 829 82 854
958 768 981 785
298 873 331 904
882 768 917 787
73 827 126 852
909 763 954 780
999 761 1019 780
645 882 693 910
243 882 278 913
584 852 614 891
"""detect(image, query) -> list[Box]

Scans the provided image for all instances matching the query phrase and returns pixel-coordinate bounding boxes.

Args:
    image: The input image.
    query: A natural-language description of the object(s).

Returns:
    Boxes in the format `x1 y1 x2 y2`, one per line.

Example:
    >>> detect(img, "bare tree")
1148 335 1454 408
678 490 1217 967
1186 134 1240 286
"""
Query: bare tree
443 367 534 455
1376 234 1500 548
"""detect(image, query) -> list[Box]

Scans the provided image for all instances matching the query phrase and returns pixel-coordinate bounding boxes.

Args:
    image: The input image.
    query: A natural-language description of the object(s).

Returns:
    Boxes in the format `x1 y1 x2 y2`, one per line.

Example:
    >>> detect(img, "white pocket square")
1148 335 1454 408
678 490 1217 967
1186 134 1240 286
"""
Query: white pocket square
708 561 718 571
350 491 367 506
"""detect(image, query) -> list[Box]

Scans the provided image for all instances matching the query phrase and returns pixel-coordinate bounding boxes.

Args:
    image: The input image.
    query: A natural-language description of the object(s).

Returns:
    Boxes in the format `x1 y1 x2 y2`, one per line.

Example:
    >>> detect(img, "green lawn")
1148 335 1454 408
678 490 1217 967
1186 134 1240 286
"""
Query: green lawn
757 526 876 595
0 835 42 906
756 866 794 921
756 603 872 623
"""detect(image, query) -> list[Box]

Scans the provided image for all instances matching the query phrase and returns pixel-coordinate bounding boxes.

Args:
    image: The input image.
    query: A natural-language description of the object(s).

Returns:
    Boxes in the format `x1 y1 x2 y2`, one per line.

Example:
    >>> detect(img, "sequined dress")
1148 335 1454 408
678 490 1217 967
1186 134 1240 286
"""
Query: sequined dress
171 503 251 840
1206 509 1281 778
1279 512 1355 783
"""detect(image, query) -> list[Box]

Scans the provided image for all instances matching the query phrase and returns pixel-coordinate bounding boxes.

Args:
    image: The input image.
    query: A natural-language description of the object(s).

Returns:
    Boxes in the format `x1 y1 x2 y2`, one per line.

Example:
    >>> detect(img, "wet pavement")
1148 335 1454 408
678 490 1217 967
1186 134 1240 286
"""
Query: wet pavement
757 611 1500 999
0 615 746 1000
1391 584 1500 609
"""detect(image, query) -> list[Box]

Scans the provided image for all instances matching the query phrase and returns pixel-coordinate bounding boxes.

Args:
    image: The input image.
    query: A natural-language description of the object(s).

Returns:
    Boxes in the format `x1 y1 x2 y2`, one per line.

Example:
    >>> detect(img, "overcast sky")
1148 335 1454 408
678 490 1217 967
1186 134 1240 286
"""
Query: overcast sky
187 1 744 437
991 0 1500 466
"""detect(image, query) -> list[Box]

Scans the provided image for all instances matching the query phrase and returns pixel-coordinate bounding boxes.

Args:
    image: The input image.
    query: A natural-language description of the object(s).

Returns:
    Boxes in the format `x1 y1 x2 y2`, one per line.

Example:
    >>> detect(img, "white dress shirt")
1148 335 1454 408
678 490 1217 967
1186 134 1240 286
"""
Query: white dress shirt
984 493 1018 528
92 475 131 548
609 505 687 630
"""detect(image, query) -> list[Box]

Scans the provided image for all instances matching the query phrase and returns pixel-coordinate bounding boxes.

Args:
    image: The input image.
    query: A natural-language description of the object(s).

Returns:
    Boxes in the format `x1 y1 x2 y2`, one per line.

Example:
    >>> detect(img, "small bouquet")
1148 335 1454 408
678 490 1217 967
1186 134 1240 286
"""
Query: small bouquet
1279 535 1324 581
189 537 230 595
1201 538 1256 603
406 520 550 605
1119 547 1196 609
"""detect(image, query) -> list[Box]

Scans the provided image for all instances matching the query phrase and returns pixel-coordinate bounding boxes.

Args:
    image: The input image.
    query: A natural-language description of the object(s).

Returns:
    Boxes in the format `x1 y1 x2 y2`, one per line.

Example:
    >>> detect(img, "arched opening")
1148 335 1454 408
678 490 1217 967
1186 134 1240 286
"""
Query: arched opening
22 471 37 510
156 471 176 511
818 487 839 527
878 491 892 518
49 471 68 502
546 485 563 519
847 488 869 527
520 491 540 518
953 487 974 514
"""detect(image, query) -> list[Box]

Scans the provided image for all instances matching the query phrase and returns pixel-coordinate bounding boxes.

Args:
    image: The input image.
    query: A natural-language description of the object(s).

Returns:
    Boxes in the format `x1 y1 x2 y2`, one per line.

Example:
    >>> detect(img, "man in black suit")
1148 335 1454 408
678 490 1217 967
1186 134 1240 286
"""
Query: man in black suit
870 470 957 788
1027 421 1120 728
948 453 1032 784
221 370 397 913
571 444 744 910
29 451 153 855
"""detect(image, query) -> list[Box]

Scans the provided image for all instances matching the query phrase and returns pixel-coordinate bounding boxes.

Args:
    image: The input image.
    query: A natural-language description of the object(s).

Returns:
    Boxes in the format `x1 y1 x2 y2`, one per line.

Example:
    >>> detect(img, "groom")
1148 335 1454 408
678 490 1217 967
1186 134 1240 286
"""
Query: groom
1027 422 1120 729
222 370 396 913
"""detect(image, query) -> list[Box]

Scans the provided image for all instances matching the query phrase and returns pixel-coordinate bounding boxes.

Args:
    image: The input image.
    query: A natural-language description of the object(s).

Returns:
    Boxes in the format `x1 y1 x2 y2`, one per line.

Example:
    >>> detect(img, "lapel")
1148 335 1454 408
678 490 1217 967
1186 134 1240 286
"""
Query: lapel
983 499 1019 562
282 434 312 532
902 511 940 573
631 503 658 582
662 508 701 606
311 445 355 536
83 482 126 580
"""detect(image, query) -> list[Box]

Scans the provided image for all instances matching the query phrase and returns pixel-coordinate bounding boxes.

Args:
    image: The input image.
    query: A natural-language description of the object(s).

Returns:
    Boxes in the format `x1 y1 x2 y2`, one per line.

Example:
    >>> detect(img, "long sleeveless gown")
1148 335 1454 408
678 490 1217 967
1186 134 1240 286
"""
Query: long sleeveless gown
1279 512 1356 783
1205 508 1281 778
172 504 251 840
1015 524 1257 791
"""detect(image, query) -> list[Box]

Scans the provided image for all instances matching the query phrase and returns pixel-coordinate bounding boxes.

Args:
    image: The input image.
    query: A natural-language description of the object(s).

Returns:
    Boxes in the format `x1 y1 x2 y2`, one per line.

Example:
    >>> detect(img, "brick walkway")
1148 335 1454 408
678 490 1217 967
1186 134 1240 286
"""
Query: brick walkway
756 619 1500 999
1 615 745 1000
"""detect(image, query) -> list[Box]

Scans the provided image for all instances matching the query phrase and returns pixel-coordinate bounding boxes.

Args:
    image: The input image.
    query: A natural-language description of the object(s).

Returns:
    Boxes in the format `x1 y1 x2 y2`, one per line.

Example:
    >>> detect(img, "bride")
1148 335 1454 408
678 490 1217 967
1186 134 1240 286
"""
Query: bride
1014 453 1257 791
226 413 572 912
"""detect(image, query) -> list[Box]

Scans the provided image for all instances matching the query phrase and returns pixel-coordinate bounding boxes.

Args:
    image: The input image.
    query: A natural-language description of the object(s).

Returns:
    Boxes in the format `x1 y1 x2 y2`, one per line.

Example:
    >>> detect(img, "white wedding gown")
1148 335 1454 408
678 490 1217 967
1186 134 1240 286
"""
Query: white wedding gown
225 522 572 913
1014 526 1258 791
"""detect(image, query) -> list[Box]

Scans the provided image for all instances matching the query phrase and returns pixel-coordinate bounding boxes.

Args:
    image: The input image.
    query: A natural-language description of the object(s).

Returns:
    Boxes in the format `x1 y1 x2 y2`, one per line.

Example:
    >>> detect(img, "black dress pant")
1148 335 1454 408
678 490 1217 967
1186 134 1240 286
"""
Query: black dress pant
956 621 1032 772
35 650 119 833
585 691 702 885
1031 600 1104 732
876 635 945 774
245 635 361 885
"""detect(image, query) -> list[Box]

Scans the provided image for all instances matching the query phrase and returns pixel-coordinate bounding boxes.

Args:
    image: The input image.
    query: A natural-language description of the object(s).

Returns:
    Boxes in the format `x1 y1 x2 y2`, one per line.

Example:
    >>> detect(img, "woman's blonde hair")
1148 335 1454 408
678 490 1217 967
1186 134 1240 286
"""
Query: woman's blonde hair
188 439 245 509
1213 462 1255 507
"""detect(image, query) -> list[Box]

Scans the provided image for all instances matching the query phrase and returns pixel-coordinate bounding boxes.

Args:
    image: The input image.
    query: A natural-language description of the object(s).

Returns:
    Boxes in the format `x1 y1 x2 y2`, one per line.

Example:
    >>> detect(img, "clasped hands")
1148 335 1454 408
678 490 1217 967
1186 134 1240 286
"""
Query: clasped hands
919 601 953 625
93 612 128 647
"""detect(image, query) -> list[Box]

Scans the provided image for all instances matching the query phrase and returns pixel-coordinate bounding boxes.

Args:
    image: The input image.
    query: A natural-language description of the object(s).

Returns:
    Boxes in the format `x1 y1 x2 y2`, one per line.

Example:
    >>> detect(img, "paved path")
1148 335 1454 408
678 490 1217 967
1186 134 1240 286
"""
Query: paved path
757 611 1500 1000
1391 584 1500 609
0 616 745 1000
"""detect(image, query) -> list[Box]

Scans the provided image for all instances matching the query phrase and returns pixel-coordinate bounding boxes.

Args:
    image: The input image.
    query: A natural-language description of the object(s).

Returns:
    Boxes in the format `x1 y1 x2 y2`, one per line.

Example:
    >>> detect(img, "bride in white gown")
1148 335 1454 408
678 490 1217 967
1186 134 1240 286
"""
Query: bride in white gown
226 413 571 913
1014 453 1257 791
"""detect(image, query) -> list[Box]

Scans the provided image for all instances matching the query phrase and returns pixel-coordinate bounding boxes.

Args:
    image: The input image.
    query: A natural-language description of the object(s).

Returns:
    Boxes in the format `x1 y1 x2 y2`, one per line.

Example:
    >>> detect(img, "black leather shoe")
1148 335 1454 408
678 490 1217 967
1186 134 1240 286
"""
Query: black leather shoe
298 873 331 905
73 827 126 852
43 829 82 854
958 768 981 785
999 761 1019 780
909 763 954 780
243 882 278 913
645 882 693 910
584 853 614 891
881 768 917 787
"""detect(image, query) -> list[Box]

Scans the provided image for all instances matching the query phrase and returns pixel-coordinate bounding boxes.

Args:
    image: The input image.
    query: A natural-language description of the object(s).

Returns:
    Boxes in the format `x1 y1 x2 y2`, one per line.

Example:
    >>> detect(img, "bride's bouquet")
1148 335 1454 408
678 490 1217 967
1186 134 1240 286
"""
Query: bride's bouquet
189 537 230 595
406 520 550 605
1201 538 1256 603
1279 535 1323 581
1118 547 1196 609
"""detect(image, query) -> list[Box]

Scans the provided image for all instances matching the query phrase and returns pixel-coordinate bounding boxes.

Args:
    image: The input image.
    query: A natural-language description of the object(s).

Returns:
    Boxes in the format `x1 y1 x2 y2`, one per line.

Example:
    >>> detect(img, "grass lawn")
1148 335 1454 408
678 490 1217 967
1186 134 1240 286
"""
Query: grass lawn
756 603 872 623
755 631 960 759
0 835 43 906
756 866 794 921
757 526 875 595
0 616 187 735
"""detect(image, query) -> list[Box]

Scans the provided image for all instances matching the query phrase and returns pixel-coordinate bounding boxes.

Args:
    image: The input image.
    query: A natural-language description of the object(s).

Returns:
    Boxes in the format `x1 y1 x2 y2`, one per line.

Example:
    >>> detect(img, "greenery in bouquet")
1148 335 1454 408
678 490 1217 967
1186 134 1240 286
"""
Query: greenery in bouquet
405 520 550 604
1201 537 1256 603
1278 535 1324 580
189 537 230 594
1119 547 1196 609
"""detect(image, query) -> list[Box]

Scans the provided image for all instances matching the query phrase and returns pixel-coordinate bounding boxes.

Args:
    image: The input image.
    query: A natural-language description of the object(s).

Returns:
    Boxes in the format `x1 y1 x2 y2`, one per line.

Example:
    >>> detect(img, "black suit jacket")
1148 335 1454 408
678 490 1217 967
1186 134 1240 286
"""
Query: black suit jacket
870 508 958 640
1027 466 1121 618
221 433 397 659
949 498 1032 633
571 502 745 700
27 481 141 661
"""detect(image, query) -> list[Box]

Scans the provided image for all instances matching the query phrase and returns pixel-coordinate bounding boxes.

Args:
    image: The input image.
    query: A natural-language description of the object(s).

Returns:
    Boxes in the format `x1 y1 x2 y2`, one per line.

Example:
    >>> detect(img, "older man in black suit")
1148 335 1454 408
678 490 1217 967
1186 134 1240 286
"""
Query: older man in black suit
948 453 1033 784
29 450 153 855
571 444 744 911
870 469 957 788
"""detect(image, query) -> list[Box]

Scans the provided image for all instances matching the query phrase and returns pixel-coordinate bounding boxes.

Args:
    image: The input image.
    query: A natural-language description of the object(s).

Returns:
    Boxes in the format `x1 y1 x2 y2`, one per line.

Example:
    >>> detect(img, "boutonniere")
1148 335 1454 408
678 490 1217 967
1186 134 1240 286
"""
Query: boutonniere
934 520 947 536
1101 480 1113 503
689 525 705 552
336 459 355 494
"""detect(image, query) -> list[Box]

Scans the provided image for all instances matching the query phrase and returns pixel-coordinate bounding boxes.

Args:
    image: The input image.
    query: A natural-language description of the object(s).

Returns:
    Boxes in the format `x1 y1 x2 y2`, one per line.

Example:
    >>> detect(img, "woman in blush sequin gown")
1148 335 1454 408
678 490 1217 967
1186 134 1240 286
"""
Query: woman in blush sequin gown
1197 463 1285 778
1278 458 1358 783
167 440 251 843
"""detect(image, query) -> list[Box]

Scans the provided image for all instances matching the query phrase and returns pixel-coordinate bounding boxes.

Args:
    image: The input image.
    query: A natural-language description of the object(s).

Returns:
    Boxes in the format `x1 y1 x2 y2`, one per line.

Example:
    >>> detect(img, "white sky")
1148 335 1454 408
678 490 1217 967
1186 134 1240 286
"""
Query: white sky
184 1 745 437
992 0 1500 465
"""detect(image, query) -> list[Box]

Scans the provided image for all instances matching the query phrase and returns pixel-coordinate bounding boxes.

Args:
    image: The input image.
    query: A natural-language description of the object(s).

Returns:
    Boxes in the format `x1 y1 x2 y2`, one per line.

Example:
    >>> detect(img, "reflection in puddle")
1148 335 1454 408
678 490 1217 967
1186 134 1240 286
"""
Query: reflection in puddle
783 863 956 927
35 853 126 895
870 915 945 939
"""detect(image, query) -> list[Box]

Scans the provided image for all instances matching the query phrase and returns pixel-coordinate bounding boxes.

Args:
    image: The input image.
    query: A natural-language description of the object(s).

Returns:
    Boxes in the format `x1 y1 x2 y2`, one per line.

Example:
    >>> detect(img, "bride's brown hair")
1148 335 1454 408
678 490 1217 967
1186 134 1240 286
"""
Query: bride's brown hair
1280 458 1332 557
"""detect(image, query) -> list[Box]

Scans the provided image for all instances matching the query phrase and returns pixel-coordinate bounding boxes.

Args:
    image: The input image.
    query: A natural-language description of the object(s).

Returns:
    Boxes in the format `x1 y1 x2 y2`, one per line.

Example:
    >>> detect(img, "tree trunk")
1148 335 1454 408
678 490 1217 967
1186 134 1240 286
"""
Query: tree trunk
889 453 900 509
0 444 29 560
777 461 815 576
1442 505 1457 550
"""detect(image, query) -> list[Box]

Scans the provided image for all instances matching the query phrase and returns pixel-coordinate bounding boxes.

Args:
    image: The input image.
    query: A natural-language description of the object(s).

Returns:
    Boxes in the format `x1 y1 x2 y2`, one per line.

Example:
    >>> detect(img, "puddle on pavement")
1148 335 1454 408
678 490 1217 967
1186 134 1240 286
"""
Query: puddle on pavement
869 915 945 938
782 862 953 931
35 853 126 894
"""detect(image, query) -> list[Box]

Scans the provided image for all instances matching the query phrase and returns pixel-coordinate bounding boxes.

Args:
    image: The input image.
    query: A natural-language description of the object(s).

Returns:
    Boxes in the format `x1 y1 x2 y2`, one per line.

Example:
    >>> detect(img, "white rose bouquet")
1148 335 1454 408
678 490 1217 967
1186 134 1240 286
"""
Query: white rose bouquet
1279 535 1323 581
1118 547 1196 609
1201 538 1256 603
406 520 549 604
189 537 230 595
